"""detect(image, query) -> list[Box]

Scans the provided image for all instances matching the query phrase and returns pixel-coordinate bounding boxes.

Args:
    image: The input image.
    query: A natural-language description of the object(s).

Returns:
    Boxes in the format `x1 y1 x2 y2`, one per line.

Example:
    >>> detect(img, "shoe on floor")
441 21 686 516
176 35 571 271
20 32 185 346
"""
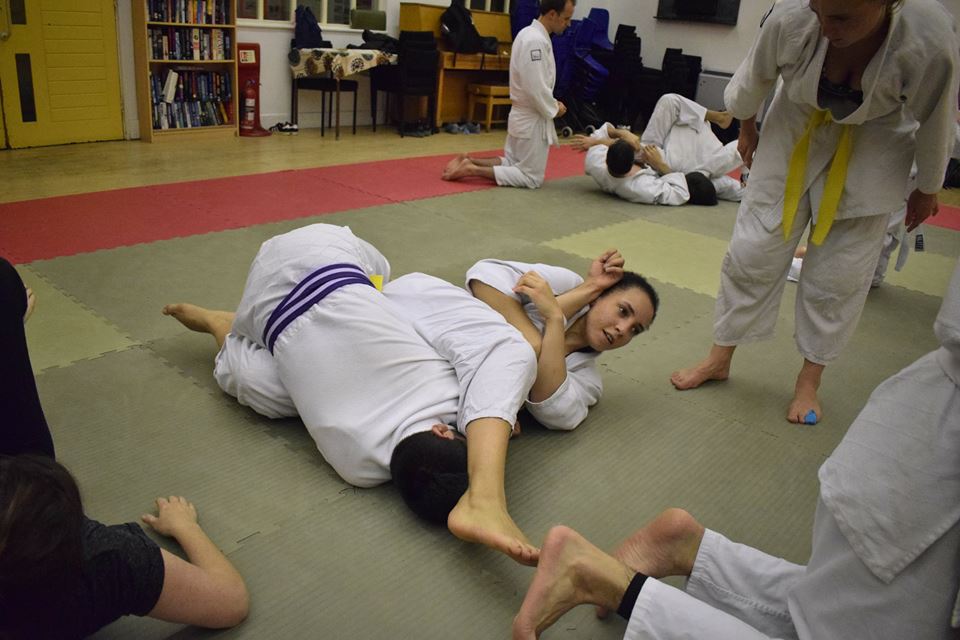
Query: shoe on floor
463 122 481 134
270 121 299 134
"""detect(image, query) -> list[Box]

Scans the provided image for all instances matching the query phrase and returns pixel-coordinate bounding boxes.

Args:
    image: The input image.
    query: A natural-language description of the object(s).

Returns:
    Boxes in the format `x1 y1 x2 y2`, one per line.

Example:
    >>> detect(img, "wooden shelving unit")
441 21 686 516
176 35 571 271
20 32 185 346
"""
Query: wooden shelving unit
132 1 238 142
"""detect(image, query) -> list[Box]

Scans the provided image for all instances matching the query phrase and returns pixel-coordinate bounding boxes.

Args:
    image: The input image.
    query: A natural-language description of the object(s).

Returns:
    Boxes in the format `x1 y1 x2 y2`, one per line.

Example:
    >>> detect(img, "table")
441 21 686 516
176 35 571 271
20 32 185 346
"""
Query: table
434 51 510 128
289 48 397 139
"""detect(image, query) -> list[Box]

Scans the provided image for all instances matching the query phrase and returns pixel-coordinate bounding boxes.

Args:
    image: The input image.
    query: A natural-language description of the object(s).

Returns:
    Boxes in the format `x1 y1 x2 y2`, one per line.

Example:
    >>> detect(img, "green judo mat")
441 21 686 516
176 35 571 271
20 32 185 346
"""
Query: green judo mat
19 175 954 639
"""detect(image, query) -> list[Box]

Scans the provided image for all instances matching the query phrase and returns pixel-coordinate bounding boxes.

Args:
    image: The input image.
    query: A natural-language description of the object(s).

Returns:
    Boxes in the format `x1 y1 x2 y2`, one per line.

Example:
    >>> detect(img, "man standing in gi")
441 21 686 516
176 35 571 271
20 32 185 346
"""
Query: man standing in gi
442 0 574 188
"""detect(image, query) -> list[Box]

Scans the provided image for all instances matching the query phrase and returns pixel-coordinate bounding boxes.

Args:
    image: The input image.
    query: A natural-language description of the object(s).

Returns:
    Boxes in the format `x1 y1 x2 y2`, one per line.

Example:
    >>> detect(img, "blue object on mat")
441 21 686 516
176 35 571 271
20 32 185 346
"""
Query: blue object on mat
803 409 818 425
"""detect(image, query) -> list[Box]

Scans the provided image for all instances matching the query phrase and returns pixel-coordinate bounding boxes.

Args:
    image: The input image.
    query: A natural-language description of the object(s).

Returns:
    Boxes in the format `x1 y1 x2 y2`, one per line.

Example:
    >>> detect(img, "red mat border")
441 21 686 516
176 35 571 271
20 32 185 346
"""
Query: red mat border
0 147 586 264
3 147 958 263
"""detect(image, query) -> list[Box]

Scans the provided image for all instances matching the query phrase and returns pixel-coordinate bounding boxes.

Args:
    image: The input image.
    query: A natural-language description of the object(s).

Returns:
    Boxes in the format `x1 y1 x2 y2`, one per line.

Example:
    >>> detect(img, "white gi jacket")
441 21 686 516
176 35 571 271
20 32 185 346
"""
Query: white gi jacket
584 123 690 205
508 20 559 147
725 0 959 231
466 259 602 430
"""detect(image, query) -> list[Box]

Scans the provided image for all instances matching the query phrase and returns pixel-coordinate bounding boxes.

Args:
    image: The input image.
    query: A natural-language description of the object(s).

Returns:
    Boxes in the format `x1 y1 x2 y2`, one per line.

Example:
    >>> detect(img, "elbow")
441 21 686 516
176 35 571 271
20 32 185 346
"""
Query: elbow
216 579 250 628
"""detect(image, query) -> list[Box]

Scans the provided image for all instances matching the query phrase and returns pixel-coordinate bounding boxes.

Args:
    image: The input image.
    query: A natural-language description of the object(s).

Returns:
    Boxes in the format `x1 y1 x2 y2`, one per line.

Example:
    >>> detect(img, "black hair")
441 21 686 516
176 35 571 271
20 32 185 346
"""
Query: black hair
390 431 468 526
539 0 574 16
0 455 85 595
598 271 660 323
684 172 718 206
606 139 635 178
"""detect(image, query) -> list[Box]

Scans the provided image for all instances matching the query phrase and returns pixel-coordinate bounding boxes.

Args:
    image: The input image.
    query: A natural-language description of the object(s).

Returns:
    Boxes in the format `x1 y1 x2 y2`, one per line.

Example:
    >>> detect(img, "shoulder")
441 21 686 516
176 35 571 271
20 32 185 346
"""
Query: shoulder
83 520 165 609
890 0 958 60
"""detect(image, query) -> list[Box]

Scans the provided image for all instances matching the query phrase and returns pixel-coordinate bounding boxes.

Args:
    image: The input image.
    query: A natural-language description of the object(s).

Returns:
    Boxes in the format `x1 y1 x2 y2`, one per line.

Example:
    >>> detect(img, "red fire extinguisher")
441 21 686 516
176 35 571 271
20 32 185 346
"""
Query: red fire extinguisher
238 78 269 136
241 80 257 131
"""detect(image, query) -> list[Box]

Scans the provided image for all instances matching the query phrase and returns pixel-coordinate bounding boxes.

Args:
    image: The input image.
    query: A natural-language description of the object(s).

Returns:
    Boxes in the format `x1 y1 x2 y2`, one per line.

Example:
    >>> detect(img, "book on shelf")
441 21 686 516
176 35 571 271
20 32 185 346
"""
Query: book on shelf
148 26 231 61
191 28 200 60
147 0 231 24
149 67 233 130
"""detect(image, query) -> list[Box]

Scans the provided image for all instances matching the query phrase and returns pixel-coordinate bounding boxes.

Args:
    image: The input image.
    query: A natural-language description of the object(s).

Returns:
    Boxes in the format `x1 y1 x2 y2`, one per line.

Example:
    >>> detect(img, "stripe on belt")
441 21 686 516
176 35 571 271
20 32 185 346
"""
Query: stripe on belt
263 263 374 353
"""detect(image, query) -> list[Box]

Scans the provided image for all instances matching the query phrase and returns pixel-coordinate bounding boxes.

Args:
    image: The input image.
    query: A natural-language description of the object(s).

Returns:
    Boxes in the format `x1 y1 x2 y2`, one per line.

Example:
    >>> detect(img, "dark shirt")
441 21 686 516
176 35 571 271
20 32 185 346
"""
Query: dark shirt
1 517 165 639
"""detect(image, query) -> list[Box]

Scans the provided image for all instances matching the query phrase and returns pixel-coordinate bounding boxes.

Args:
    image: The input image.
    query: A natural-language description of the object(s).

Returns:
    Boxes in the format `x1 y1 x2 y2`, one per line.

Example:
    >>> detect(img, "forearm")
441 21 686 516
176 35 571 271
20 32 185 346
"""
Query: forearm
608 126 641 151
555 281 605 319
172 523 244 585
529 316 567 402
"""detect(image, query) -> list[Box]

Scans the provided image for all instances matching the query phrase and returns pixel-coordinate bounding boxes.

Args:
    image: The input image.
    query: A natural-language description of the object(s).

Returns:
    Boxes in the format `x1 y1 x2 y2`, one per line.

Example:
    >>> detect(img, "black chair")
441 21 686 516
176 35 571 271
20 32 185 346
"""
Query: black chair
289 39 360 136
370 31 439 136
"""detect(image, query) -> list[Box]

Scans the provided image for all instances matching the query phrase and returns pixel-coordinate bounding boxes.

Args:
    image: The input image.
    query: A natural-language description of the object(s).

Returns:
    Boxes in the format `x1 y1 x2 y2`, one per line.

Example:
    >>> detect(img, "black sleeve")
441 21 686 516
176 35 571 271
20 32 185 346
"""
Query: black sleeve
0 256 55 458
83 519 166 626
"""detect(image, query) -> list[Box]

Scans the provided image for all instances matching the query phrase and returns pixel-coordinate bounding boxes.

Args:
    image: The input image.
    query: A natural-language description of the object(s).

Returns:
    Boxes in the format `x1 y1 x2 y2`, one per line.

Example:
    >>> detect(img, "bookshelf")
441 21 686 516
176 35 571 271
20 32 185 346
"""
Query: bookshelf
132 0 238 142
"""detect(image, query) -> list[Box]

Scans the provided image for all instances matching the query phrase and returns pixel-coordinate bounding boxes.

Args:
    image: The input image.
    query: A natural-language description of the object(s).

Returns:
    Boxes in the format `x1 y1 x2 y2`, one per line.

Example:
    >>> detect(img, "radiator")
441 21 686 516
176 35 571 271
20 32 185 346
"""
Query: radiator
695 70 732 111
695 69 771 123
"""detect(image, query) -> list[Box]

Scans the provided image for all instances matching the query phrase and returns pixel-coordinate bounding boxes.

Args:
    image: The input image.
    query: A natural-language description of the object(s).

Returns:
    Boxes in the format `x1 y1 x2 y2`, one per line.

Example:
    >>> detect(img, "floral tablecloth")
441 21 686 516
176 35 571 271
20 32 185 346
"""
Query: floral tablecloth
288 48 397 80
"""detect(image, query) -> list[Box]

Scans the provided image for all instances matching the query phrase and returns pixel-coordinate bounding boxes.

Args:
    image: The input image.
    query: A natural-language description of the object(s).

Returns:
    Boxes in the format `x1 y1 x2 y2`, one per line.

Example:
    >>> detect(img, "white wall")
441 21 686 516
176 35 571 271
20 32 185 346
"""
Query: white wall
120 0 960 139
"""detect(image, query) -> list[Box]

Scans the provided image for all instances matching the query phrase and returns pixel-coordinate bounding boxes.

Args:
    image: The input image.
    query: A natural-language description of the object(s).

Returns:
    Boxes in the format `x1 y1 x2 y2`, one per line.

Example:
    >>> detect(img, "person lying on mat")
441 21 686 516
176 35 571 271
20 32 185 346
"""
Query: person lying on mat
574 94 744 206
163 223 546 565
512 258 960 640
466 251 659 431
0 257 249 638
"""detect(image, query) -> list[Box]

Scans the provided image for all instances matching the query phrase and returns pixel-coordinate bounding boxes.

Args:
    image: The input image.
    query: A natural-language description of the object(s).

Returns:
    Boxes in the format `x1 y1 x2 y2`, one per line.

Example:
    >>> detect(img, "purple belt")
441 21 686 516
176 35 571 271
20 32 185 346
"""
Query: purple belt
262 263 373 353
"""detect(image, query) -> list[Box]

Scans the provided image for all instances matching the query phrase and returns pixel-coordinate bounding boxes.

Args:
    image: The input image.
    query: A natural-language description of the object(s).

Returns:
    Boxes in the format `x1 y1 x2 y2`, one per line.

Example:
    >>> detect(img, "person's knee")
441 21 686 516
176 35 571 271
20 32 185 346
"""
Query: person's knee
527 172 546 189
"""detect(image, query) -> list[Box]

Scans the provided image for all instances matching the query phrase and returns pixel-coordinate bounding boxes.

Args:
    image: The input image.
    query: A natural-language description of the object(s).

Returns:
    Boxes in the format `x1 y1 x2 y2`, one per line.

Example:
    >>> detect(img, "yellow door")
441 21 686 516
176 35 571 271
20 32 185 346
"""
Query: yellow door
0 0 123 148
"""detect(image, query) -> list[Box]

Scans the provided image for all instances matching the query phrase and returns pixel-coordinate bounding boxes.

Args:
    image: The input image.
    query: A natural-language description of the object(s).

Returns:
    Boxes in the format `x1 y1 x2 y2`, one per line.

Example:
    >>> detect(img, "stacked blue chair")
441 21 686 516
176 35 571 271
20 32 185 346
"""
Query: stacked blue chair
585 8 613 51
599 23 644 126
572 17 609 103
551 18 579 101
511 0 540 40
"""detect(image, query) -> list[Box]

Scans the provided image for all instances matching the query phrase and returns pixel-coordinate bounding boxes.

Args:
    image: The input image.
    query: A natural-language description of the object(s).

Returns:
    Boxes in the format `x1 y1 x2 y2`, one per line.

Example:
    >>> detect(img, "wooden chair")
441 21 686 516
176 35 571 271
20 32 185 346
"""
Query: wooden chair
467 83 511 132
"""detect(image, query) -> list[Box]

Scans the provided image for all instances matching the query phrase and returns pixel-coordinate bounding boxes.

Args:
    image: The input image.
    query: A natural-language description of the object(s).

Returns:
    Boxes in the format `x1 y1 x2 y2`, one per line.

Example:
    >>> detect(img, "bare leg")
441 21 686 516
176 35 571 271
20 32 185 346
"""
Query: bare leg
162 303 235 350
705 109 733 130
670 344 735 390
512 526 633 640
447 417 539 566
23 288 35 323
786 359 824 424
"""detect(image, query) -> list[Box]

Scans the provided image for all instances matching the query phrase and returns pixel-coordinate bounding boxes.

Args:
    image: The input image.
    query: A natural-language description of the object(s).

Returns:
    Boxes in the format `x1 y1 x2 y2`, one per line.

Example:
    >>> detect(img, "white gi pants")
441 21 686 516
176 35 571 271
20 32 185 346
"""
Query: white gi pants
642 93 743 181
625 500 960 640
715 198 890 364
494 131 550 189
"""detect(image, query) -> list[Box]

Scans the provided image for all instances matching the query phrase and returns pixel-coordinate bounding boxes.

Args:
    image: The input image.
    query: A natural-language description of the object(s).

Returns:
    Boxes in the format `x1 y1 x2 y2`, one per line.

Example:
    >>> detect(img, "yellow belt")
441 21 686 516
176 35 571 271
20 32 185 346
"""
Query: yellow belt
782 109 854 245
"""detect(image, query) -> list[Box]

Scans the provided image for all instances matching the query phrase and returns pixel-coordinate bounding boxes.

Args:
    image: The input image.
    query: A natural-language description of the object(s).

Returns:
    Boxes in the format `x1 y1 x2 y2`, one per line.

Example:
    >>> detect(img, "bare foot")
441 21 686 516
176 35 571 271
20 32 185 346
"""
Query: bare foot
444 153 468 176
715 111 733 129
611 508 703 577
786 360 824 424
162 303 235 348
23 288 36 323
670 346 734 390
513 526 632 640
442 157 475 182
596 508 704 618
787 379 821 424
447 493 539 566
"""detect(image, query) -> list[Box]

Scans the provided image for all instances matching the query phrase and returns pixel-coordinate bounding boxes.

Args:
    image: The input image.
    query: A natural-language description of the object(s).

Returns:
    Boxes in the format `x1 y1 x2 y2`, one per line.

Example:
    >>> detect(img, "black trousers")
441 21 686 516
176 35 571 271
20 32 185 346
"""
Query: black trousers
0 257 54 458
